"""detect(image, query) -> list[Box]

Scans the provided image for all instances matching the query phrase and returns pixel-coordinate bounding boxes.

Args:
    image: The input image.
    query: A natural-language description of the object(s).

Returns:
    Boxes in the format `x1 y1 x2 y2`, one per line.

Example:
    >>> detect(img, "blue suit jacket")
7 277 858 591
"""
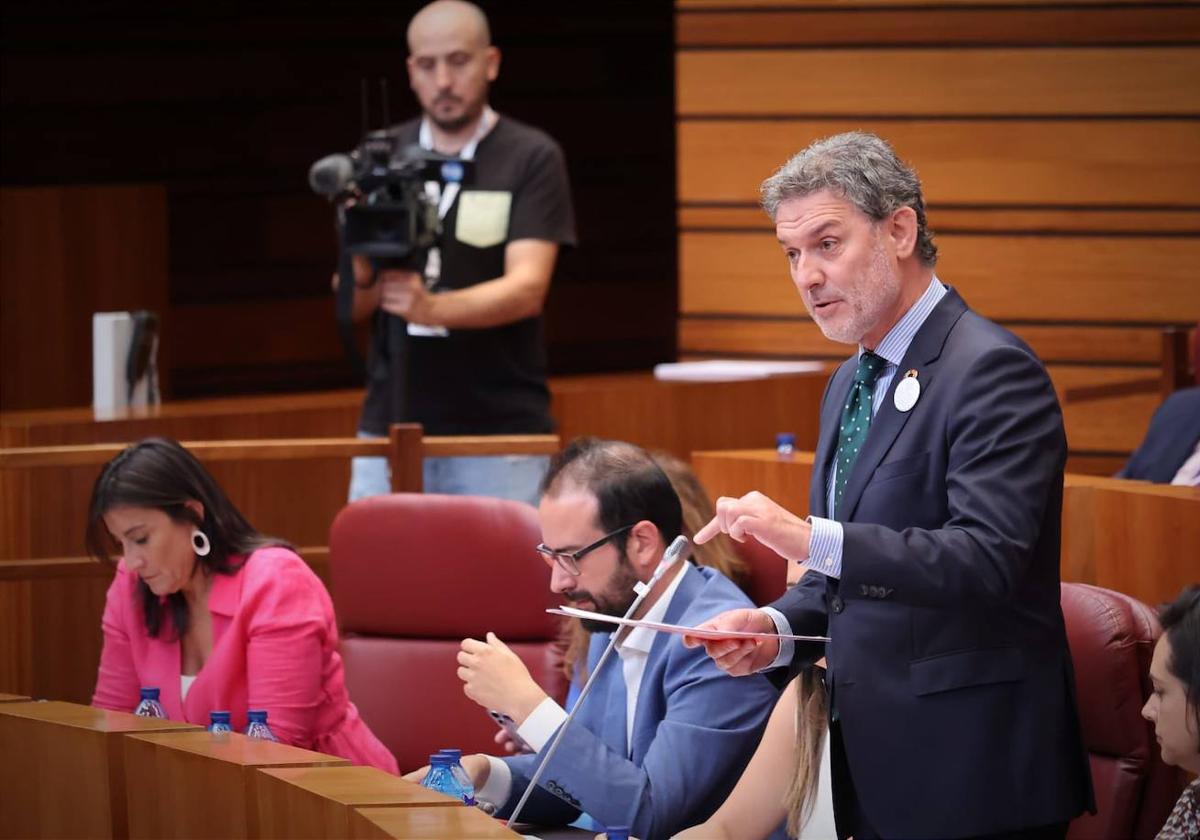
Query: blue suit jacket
499 564 779 840
773 288 1094 838
1118 386 1200 483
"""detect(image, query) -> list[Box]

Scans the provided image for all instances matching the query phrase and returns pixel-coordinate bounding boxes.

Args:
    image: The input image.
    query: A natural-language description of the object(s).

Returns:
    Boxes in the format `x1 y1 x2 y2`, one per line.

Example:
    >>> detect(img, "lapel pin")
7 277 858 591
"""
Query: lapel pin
894 369 920 412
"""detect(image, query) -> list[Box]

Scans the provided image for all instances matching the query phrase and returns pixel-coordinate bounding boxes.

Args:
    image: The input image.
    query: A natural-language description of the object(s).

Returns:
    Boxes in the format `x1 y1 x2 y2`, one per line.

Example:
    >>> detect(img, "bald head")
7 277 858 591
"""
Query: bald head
405 0 499 134
407 0 491 52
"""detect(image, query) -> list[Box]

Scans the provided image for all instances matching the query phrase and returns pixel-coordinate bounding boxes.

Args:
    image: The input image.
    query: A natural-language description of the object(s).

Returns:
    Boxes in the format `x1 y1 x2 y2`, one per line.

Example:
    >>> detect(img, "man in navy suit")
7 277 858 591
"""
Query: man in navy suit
688 132 1094 839
445 437 779 839
1118 386 1200 485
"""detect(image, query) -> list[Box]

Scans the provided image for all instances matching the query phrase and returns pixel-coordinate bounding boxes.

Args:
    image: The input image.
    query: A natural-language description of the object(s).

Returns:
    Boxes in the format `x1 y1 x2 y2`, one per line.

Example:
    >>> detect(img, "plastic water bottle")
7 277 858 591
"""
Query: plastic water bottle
133 687 166 718
421 753 469 804
244 709 278 742
437 748 476 806
602 827 631 840
775 432 796 458
207 710 233 733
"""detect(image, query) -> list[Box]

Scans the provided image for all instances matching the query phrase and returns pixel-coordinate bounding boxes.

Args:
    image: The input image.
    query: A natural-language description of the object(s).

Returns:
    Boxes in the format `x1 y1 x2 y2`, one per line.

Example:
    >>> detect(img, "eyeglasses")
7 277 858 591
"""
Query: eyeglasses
535 525 634 577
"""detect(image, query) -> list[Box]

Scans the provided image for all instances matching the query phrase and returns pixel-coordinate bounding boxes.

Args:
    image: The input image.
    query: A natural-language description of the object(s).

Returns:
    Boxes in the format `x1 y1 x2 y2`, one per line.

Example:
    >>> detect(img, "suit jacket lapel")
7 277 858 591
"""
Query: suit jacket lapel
838 289 968 522
812 361 855 519
586 632 630 758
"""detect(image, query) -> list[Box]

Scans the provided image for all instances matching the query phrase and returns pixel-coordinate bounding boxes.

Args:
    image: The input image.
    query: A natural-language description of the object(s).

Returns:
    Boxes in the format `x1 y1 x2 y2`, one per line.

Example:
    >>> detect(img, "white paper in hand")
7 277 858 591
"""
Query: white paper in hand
547 606 830 642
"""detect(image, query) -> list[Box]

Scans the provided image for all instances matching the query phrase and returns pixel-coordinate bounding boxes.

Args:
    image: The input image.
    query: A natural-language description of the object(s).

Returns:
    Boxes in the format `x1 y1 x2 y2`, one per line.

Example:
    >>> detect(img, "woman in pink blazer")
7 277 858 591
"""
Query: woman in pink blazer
88 437 397 774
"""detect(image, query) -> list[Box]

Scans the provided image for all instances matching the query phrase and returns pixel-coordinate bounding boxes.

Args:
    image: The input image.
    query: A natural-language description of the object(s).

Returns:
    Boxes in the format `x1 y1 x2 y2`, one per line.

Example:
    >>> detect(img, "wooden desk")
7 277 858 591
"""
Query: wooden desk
0 701 199 839
553 371 828 460
1062 475 1200 606
255 765 458 839
691 449 815 518
690 449 1200 607
122 730 349 840
350 806 521 839
0 692 29 702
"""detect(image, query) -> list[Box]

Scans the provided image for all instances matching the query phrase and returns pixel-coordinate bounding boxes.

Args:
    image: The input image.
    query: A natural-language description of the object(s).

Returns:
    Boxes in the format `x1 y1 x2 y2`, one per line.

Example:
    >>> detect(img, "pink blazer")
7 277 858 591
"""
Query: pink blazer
92 546 397 773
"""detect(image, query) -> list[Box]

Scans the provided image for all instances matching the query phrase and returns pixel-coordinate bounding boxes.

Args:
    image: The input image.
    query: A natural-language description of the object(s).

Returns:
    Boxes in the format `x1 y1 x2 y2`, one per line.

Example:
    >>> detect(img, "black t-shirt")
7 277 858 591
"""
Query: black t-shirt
358 115 577 435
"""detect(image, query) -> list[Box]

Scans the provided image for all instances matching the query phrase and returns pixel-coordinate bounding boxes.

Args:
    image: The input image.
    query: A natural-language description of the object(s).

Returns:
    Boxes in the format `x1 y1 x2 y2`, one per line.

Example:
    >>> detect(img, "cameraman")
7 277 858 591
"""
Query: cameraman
341 0 576 503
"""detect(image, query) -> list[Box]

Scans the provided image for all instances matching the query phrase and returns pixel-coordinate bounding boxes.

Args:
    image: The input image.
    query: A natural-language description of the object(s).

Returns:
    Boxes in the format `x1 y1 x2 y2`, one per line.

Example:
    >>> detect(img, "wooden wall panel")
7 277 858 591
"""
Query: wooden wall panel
681 206 1200 236
678 48 1200 116
0 186 169 411
679 319 1169 366
679 120 1200 207
680 231 1200 324
679 0 1186 8
677 6 1200 46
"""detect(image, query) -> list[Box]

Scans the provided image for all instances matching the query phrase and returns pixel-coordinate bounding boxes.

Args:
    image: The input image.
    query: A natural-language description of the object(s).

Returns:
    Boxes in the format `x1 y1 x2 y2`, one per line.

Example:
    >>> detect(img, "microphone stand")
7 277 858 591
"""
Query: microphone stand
505 535 691 830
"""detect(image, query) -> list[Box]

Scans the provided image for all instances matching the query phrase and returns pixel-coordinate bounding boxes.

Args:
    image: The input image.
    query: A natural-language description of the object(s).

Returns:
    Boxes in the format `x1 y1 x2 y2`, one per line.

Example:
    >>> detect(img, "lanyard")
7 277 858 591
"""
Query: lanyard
417 105 496 222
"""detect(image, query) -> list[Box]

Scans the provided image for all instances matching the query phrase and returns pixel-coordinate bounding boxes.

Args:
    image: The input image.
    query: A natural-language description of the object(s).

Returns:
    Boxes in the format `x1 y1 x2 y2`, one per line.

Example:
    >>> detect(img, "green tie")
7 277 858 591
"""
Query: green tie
833 350 886 515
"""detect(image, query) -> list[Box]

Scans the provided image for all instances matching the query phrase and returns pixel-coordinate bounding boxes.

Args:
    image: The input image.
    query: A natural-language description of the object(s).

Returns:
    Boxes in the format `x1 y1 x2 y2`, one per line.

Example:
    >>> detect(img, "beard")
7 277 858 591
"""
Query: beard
563 559 641 633
428 92 486 133
810 234 902 345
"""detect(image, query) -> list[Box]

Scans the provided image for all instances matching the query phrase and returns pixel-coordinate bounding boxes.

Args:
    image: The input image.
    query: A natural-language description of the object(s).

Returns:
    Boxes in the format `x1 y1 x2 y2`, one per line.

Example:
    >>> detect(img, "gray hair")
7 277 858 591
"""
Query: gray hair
760 131 938 266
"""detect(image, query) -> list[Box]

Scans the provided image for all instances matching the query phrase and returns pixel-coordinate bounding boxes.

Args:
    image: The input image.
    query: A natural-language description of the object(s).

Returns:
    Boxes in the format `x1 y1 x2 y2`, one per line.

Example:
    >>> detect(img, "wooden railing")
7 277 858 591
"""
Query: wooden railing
0 426 558 704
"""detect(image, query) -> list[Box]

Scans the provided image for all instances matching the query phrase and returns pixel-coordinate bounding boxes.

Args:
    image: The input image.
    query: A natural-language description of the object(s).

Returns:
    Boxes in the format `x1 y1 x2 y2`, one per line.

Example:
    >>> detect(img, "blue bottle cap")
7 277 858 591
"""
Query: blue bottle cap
604 827 631 840
139 687 160 700
428 753 450 766
209 710 231 724
775 432 795 446
437 748 462 760
247 710 268 724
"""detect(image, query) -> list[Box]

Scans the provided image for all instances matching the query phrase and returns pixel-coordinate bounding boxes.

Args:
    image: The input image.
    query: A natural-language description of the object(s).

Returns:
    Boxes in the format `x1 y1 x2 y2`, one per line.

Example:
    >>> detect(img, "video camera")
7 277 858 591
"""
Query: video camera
308 130 473 272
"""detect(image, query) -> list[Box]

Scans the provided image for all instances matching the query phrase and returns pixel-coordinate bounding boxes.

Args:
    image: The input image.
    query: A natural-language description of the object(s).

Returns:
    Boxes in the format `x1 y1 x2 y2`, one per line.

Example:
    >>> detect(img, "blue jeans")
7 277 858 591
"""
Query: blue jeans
349 434 548 506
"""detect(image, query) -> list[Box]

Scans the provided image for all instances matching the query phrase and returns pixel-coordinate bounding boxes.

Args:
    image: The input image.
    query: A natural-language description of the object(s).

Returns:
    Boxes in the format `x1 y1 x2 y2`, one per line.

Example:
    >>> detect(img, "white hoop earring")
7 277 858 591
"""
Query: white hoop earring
191 529 211 557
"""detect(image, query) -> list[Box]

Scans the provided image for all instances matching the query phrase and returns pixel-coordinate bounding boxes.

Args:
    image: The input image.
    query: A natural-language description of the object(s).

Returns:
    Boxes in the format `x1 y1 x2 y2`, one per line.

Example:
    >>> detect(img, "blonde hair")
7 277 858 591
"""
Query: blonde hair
784 667 828 836
558 451 746 683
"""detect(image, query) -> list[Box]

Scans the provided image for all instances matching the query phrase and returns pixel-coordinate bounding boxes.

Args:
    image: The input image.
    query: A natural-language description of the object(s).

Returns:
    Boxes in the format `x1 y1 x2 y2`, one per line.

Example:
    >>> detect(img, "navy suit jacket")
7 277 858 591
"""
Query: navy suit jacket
1118 386 1200 483
773 288 1094 838
500 564 779 840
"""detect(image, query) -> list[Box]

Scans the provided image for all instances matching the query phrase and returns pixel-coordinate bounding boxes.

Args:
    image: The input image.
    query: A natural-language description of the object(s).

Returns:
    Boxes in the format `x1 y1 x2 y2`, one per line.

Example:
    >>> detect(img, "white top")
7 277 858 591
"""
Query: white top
478 562 690 809
180 674 197 701
1171 439 1200 486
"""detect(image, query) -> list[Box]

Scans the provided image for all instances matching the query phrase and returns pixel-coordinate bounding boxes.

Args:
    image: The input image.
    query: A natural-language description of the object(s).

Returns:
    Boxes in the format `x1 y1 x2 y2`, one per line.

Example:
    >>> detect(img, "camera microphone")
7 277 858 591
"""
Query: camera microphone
308 153 354 197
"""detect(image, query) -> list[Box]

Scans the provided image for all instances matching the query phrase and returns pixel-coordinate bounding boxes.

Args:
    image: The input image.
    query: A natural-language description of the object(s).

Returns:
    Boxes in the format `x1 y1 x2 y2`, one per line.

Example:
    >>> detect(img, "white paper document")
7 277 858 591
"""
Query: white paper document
653 359 827 382
547 606 830 642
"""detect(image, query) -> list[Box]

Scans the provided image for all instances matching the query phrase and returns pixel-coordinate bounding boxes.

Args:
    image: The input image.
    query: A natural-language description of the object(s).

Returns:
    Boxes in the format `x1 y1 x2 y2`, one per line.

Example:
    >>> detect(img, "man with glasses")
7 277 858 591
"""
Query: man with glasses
447 437 778 838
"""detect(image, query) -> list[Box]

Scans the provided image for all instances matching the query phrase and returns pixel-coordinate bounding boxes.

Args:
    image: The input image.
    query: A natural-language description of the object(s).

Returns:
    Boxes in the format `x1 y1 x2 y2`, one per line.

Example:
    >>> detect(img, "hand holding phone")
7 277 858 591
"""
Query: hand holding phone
488 709 534 754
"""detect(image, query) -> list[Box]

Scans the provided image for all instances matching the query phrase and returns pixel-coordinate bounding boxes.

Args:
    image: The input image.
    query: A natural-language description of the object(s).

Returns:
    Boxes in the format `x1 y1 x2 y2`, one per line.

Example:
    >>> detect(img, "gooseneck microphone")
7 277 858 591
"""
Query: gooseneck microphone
505 535 692 830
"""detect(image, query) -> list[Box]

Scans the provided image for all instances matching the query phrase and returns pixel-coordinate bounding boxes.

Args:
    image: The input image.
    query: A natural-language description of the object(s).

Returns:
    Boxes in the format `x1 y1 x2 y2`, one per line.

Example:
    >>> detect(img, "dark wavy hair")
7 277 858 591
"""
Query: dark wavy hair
1160 584 1200 747
539 437 683 558
85 437 285 639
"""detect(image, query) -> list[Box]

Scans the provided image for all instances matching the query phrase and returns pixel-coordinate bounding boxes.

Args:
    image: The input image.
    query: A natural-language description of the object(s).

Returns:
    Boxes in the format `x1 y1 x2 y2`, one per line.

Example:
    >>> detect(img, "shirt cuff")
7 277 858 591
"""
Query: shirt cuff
479 756 513 809
761 606 794 671
806 516 844 580
518 697 567 753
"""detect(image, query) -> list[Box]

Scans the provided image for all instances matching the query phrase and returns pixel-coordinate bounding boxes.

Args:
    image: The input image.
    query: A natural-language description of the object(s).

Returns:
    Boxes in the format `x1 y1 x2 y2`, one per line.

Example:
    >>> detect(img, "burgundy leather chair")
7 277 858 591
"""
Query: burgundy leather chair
329 493 569 773
1061 582 1189 840
732 536 788 607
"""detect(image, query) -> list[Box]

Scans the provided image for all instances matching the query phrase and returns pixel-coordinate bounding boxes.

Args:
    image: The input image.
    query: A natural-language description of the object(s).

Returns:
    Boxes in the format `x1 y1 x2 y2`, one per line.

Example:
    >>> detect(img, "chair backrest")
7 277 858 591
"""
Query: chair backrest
329 493 568 773
732 536 788 607
1061 582 1189 840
